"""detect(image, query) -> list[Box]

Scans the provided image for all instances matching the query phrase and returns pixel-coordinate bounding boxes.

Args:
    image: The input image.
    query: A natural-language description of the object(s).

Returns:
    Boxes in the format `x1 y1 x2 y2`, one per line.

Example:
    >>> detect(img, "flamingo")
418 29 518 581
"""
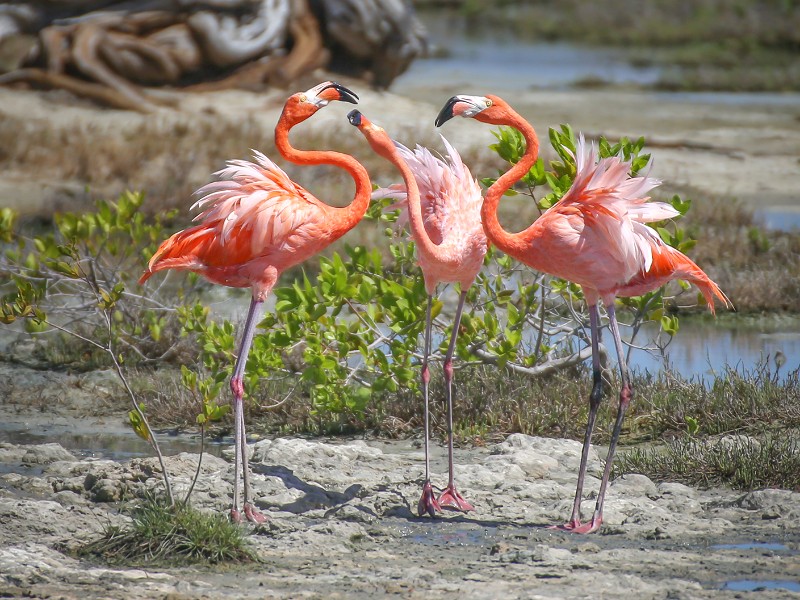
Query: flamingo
139 82 369 523
347 110 487 516
436 94 731 533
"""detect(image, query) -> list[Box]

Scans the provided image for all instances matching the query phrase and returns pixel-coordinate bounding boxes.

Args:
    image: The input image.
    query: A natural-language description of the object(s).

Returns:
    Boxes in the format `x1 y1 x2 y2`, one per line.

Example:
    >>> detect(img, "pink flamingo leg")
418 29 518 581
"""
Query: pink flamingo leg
438 290 474 512
418 295 442 518
566 303 631 534
554 304 603 531
229 298 267 524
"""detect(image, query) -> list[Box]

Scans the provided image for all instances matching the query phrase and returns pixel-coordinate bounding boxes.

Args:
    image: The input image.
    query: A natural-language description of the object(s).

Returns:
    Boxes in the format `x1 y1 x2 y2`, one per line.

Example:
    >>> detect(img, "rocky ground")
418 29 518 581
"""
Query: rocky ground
1 363 800 599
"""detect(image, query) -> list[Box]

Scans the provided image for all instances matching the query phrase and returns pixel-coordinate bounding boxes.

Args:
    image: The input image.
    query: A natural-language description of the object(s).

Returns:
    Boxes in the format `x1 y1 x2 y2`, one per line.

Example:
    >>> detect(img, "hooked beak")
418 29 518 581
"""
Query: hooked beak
306 81 359 107
435 94 490 127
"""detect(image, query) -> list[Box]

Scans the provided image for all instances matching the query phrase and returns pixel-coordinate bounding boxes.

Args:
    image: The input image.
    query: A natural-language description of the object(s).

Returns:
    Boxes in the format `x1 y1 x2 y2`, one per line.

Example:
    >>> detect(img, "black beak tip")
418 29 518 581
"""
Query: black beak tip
347 109 362 126
435 96 459 127
331 82 359 104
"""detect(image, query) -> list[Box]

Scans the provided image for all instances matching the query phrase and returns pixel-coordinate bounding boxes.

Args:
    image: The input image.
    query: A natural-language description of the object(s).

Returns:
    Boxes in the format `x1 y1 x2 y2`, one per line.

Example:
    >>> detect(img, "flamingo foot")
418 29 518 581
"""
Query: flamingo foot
551 516 602 534
244 502 267 524
549 518 581 531
418 480 441 517
230 508 244 523
438 484 474 512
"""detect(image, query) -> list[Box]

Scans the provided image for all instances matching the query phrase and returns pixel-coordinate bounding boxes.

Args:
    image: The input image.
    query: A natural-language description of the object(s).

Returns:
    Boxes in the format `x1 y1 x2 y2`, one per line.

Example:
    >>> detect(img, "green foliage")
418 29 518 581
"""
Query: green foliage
0 125 712 438
128 403 152 443
80 497 256 565
0 191 186 367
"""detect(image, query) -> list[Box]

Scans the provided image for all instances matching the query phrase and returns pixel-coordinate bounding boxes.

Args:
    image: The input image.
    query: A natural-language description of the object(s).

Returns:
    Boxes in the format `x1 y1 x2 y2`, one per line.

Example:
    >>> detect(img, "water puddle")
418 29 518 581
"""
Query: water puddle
721 580 800 592
0 426 225 461
710 542 793 552
629 320 800 382
755 207 800 232
406 528 492 547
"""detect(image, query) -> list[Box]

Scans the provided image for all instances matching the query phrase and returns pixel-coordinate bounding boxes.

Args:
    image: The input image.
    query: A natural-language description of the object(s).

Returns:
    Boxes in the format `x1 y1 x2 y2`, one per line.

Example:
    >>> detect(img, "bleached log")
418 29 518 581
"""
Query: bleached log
188 0 291 67
0 0 427 108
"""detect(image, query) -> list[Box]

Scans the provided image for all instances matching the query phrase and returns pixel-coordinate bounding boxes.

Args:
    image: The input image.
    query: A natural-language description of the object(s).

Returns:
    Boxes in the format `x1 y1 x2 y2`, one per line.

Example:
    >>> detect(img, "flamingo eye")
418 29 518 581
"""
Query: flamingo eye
299 94 307 103
485 99 492 107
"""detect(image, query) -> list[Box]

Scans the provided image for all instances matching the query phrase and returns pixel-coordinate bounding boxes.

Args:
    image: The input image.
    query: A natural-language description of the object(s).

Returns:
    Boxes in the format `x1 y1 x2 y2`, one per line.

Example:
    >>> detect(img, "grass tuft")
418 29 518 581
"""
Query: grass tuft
80 497 256 566
615 434 800 491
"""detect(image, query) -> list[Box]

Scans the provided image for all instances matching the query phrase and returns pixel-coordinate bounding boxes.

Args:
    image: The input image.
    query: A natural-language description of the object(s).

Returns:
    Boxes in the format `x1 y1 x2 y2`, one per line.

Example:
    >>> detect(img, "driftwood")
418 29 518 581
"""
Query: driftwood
0 0 427 111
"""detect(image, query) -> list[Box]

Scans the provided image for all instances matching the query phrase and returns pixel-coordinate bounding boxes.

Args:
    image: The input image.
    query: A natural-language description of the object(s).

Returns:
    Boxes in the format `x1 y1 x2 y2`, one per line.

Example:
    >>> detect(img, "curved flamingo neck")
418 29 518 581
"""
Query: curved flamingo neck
381 143 443 262
274 115 371 238
481 109 540 257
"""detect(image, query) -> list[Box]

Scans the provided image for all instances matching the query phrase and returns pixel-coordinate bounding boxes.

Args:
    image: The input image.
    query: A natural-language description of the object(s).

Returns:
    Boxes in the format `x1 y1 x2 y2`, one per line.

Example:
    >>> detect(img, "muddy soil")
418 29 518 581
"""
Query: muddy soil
1 363 799 599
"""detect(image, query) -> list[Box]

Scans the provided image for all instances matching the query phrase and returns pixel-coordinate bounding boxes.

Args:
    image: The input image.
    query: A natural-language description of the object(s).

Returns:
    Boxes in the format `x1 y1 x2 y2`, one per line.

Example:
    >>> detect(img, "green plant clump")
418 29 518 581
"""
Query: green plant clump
80 498 256 565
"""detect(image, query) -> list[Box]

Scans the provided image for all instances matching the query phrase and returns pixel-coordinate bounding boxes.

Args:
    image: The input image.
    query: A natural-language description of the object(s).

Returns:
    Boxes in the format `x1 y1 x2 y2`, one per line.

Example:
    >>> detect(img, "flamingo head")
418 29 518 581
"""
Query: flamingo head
282 81 359 123
347 110 395 160
435 94 509 127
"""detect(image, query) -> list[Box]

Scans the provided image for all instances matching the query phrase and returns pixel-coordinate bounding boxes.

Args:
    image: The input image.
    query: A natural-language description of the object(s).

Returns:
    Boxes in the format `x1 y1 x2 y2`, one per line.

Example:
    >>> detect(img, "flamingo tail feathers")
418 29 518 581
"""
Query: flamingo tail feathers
138 226 213 284
653 247 732 315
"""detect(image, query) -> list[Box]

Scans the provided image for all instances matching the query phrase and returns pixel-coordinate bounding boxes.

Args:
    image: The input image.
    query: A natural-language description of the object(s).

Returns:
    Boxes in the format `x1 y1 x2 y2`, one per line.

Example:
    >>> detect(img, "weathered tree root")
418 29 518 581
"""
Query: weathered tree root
0 0 427 109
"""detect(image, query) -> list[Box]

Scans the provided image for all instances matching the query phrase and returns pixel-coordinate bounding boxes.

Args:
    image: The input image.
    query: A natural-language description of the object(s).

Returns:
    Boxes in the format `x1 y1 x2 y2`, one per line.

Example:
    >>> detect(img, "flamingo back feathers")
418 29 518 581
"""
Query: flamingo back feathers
139 151 330 290
373 135 483 245
554 135 678 283
615 242 732 314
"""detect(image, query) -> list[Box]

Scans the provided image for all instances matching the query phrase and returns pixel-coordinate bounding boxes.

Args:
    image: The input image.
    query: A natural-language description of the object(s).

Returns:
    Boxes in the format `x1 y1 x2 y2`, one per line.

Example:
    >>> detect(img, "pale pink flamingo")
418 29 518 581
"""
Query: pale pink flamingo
139 82 369 523
347 109 487 517
436 94 731 533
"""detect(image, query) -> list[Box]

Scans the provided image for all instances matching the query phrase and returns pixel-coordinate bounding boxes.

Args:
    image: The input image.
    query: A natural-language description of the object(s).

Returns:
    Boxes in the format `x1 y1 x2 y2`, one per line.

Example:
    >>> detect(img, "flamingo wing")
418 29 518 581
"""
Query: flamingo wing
141 151 331 289
538 136 679 284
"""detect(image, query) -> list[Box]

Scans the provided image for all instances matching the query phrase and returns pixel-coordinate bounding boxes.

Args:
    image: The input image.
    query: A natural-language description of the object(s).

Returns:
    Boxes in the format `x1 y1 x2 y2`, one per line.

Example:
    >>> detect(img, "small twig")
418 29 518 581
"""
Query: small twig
469 341 602 378
183 424 204 505
257 379 299 410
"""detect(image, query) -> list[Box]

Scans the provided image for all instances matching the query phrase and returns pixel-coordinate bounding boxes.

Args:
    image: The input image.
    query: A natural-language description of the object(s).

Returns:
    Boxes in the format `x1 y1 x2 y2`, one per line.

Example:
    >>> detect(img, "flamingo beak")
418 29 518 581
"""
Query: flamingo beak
435 95 490 126
347 109 363 127
307 81 359 107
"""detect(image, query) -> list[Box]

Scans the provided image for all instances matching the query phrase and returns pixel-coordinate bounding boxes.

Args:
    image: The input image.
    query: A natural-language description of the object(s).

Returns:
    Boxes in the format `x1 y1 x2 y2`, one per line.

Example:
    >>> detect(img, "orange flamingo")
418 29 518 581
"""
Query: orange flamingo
348 110 487 516
436 94 731 533
140 82 369 523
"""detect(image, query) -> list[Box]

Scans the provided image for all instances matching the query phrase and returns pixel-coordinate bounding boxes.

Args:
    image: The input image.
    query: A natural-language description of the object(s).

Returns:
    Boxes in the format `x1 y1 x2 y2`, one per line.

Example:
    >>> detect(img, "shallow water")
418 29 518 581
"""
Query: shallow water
627 319 800 382
720 580 800 592
710 542 793 552
0 425 224 460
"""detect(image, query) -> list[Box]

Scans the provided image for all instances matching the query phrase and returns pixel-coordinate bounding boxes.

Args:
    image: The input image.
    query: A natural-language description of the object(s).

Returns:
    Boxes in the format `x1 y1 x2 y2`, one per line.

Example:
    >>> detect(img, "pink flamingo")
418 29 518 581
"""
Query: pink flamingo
140 82 369 523
436 94 731 533
348 110 487 516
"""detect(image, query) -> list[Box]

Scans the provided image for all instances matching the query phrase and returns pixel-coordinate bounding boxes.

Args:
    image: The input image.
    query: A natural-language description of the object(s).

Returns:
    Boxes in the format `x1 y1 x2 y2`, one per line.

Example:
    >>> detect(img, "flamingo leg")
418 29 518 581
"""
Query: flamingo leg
229 298 267 524
583 302 631 531
555 303 603 531
438 290 474 512
418 295 441 518
568 302 631 534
